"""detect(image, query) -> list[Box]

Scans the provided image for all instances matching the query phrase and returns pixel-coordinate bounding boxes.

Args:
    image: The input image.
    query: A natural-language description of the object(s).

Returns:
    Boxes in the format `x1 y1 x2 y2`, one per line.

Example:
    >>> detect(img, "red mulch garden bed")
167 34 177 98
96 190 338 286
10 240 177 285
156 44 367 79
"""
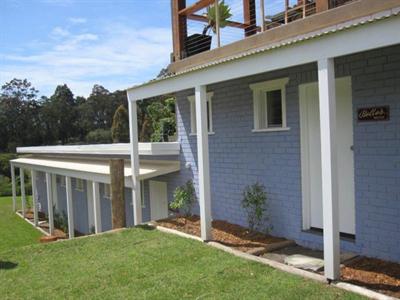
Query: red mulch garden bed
341 257 400 298
156 215 287 252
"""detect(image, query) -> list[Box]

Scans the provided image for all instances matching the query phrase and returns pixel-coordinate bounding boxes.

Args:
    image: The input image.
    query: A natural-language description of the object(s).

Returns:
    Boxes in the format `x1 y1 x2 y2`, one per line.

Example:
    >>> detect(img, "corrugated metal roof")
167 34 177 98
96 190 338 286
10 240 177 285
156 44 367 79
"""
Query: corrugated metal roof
127 7 400 91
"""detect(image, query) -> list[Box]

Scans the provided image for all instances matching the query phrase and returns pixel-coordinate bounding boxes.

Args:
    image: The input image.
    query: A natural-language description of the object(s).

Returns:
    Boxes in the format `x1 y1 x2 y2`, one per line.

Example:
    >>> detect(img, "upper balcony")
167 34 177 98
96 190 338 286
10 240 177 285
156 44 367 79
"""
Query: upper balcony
169 0 397 74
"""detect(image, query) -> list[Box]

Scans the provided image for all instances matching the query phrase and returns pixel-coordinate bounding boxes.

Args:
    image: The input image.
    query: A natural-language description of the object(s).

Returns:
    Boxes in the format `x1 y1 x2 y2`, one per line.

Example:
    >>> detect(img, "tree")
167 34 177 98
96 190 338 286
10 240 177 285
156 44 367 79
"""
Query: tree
111 105 129 143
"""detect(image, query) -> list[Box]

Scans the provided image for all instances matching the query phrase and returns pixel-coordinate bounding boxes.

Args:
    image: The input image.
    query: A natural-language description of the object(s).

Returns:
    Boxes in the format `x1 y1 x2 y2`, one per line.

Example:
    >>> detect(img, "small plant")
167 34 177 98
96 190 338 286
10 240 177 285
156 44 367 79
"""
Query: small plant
242 182 269 233
202 1 232 35
170 180 196 217
53 207 68 234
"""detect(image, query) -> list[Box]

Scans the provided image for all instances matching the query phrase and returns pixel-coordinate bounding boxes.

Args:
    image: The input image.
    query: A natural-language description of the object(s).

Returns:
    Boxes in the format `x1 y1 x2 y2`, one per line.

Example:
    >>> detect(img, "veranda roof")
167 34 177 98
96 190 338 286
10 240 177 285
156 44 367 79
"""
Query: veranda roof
11 157 180 187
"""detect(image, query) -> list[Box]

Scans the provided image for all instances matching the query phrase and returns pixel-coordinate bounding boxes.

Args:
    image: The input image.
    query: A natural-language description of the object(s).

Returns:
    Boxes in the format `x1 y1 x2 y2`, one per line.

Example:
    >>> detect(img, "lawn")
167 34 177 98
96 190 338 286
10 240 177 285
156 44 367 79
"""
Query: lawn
0 196 42 253
0 197 363 300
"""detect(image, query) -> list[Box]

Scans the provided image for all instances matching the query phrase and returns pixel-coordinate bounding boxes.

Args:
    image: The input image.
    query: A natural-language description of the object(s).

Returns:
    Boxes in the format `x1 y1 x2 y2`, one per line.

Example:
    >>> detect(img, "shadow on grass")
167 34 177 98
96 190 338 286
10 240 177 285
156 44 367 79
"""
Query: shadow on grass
136 224 156 231
0 261 18 270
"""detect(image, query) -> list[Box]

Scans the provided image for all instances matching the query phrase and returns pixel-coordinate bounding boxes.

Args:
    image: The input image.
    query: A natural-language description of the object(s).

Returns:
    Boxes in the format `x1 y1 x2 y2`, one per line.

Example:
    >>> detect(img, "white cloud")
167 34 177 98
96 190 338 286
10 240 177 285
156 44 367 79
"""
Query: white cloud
1 23 172 97
68 17 87 24
50 26 70 38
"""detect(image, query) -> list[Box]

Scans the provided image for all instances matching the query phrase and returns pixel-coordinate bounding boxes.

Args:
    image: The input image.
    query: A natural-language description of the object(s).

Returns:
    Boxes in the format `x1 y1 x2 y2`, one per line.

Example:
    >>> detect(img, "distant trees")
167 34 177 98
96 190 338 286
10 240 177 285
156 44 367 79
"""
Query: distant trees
0 78 177 152
111 105 129 143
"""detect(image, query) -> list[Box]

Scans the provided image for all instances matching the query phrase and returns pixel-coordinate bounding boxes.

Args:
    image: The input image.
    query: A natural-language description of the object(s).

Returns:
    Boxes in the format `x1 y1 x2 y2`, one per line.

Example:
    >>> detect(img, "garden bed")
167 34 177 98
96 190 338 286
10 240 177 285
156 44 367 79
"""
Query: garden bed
156 215 290 253
341 257 400 298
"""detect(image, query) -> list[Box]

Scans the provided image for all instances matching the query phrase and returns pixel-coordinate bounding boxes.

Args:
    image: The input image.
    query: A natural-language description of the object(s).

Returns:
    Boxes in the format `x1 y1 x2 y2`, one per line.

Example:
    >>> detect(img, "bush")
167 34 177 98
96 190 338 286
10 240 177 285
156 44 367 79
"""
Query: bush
170 180 196 217
242 182 269 232
54 208 68 234
85 129 112 144
0 153 17 177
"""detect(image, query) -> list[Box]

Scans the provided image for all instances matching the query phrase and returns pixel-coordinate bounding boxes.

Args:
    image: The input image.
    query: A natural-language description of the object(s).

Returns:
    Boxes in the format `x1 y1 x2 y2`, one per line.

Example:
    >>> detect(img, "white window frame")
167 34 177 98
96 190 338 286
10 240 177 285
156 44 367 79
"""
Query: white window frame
188 92 214 135
104 184 111 199
75 178 84 192
250 77 290 132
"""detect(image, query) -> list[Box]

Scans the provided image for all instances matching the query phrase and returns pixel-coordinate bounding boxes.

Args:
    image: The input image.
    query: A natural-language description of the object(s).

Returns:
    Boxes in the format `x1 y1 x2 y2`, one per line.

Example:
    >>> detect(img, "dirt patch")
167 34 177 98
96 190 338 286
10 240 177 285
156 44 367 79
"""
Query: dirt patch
156 215 287 252
341 257 400 298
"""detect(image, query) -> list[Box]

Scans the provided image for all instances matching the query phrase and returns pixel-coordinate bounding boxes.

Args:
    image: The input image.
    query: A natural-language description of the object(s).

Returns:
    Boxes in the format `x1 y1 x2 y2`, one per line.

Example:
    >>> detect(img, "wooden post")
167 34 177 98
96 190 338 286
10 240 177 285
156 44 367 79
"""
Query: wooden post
318 58 340 281
92 181 102 233
65 176 74 239
171 0 187 61
284 0 289 24
20 168 26 217
46 173 54 235
316 0 329 13
110 159 126 229
195 85 212 241
128 100 142 226
11 164 16 212
260 0 265 32
215 0 220 47
31 170 39 226
243 0 256 37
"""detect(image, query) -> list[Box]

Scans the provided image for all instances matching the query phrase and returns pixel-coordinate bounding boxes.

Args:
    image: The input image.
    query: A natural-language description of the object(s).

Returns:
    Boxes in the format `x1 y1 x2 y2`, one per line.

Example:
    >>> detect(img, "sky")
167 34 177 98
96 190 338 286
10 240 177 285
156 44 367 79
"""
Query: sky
0 0 287 98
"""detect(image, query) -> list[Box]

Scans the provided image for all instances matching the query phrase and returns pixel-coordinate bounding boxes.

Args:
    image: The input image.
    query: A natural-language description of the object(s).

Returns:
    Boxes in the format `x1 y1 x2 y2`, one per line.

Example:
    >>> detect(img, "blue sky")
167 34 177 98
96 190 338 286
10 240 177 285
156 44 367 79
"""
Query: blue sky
1 0 286 97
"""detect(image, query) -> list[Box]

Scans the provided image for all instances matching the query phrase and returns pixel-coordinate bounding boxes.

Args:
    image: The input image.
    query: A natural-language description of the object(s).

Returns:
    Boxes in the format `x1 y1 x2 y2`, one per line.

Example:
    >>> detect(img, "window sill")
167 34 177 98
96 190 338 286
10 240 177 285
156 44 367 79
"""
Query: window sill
252 127 290 133
190 132 215 136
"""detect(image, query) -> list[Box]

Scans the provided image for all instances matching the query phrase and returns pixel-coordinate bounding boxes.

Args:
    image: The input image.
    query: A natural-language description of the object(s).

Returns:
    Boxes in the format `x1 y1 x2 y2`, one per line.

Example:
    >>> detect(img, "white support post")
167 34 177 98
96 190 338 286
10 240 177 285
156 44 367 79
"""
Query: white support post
318 58 340 281
20 168 26 217
195 85 212 241
31 170 39 226
128 100 142 225
260 0 265 32
45 173 54 235
65 176 74 239
92 181 102 234
11 164 16 212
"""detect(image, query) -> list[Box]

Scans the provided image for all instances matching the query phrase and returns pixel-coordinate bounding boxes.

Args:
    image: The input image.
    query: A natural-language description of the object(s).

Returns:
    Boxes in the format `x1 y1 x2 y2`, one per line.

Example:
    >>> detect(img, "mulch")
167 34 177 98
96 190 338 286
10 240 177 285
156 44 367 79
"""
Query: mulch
341 257 400 298
156 215 286 252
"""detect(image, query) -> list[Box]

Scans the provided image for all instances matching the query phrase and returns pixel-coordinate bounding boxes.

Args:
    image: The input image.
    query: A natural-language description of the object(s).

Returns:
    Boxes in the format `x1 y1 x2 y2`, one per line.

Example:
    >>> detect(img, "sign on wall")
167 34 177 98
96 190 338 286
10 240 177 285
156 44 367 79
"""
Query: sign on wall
357 106 390 122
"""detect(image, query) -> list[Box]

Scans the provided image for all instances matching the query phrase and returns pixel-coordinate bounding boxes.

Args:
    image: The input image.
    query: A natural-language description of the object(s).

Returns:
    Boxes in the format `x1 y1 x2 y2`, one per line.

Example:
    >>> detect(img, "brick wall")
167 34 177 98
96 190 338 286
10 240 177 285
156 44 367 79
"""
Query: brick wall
160 44 400 262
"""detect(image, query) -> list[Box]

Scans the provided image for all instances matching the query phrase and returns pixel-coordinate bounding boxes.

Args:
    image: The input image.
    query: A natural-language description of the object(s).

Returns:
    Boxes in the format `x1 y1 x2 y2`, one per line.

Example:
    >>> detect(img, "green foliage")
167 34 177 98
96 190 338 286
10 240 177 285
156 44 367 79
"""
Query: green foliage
85 129 112 144
111 105 129 143
170 180 196 217
202 1 232 35
242 182 269 232
0 153 17 177
146 97 176 142
53 208 69 234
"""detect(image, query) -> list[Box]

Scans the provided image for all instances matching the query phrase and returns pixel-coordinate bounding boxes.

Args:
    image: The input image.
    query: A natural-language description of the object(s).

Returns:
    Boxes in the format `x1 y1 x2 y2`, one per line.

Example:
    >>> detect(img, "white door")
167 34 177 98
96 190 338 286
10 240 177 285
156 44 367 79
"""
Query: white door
300 77 355 235
149 181 168 221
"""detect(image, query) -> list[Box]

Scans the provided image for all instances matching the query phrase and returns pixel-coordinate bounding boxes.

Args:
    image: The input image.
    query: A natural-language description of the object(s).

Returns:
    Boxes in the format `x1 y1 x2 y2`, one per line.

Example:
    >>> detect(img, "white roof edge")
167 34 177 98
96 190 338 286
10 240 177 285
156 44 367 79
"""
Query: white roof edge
16 142 180 156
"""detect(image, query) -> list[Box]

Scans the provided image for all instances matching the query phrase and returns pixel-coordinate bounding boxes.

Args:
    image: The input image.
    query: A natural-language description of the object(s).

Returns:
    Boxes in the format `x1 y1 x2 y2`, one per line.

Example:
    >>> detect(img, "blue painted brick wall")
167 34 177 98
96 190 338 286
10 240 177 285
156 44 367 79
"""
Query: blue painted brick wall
160 44 400 263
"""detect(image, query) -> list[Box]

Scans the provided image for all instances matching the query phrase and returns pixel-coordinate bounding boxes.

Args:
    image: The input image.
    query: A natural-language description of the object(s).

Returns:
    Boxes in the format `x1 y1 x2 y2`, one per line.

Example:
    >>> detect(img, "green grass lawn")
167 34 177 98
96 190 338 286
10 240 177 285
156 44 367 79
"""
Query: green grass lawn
0 197 363 300
0 196 42 253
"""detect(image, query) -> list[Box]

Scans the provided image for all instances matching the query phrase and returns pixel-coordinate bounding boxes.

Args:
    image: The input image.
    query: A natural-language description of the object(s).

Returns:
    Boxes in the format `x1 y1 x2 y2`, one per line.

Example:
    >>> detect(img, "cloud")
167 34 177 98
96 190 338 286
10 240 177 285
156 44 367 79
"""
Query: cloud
1 23 172 97
69 17 87 24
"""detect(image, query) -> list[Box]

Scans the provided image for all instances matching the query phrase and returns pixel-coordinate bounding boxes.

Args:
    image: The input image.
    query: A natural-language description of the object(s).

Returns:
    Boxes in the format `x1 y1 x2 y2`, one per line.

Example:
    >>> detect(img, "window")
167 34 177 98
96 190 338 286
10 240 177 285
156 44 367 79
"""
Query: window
250 78 289 132
188 92 214 135
104 184 111 199
75 178 84 192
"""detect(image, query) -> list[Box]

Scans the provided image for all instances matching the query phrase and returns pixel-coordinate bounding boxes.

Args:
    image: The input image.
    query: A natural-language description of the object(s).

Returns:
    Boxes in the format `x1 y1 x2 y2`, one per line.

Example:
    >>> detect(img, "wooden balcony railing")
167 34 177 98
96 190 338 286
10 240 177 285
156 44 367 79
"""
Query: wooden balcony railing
171 0 355 62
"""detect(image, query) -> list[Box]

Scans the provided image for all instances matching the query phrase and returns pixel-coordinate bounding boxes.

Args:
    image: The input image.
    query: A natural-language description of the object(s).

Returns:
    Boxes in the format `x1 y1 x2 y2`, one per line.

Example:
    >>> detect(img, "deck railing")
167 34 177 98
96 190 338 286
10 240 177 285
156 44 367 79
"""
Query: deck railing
171 0 356 62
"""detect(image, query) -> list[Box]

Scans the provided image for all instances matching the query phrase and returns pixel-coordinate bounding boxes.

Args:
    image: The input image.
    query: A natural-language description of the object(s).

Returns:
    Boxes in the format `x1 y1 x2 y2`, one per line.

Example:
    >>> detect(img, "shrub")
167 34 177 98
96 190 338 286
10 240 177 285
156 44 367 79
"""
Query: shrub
242 182 269 232
170 180 196 217
85 129 112 144
53 208 69 234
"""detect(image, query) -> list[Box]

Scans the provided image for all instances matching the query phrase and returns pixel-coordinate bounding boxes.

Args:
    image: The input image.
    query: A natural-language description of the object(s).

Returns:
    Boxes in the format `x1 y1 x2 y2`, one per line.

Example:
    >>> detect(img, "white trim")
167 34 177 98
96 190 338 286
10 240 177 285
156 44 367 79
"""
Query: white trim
250 78 289 131
17 142 180 156
65 176 75 239
127 15 400 101
188 92 214 134
318 58 340 280
251 127 290 133
86 180 95 233
92 181 102 234
195 85 212 241
20 168 26 217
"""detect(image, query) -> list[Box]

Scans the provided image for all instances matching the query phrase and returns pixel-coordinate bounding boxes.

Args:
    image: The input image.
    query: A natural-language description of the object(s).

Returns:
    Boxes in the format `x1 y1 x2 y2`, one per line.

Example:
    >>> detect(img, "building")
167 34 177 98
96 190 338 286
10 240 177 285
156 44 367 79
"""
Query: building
10 0 400 281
